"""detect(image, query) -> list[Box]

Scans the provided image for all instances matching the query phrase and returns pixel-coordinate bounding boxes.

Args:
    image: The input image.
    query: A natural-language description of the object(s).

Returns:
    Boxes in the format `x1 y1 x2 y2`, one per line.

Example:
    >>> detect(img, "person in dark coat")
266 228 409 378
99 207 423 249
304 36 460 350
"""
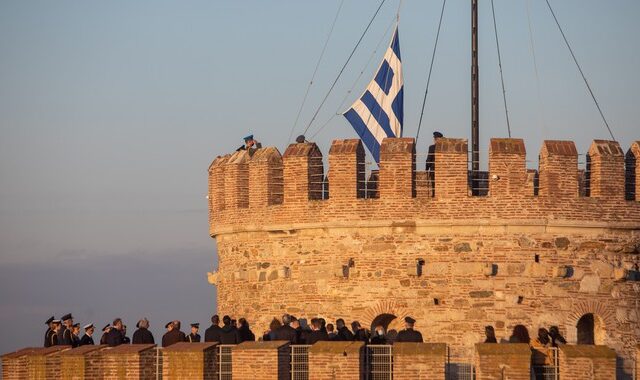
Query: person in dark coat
162 321 183 347
187 323 201 343
44 316 55 347
71 323 81 348
370 325 387 345
58 313 74 346
352 321 370 342
132 318 155 344
262 318 281 341
484 325 497 343
237 318 255 342
395 317 423 343
49 320 61 346
204 315 222 342
326 323 337 340
99 324 111 345
174 321 187 342
425 131 443 172
549 326 566 347
272 314 297 344
105 318 125 347
335 319 354 341
80 324 95 346
305 319 329 345
219 316 240 344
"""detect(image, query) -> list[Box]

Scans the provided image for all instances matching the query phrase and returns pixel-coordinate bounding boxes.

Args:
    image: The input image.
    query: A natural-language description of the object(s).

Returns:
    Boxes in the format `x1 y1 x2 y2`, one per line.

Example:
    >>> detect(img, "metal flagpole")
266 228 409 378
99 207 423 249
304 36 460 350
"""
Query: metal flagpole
471 0 480 195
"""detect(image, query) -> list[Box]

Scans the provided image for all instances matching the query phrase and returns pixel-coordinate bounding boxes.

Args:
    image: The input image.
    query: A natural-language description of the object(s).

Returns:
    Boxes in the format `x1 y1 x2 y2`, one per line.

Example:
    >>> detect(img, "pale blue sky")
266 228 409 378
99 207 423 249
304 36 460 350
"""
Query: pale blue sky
0 0 638 354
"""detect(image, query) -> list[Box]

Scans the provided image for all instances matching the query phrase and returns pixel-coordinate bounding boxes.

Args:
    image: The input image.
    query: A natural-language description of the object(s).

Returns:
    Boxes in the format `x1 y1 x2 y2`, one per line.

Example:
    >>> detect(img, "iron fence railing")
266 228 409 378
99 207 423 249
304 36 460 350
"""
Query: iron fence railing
531 347 559 380
291 345 311 380
446 348 475 380
366 344 393 380
217 344 234 380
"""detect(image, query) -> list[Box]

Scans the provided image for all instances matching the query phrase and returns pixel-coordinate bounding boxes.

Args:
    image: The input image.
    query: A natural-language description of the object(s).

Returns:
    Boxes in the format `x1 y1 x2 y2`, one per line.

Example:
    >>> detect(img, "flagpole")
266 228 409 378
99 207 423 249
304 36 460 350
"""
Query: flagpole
471 0 480 195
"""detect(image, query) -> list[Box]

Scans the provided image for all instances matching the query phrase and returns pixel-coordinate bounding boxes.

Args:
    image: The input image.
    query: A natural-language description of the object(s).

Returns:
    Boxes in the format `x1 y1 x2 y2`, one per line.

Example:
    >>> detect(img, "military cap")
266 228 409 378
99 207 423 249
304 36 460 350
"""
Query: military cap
243 134 254 142
190 323 199 328
433 131 443 138
84 323 94 330
52 319 61 324
45 316 55 325
296 135 306 143
404 316 416 324
61 313 73 321
102 324 111 332
165 322 172 329
72 323 80 328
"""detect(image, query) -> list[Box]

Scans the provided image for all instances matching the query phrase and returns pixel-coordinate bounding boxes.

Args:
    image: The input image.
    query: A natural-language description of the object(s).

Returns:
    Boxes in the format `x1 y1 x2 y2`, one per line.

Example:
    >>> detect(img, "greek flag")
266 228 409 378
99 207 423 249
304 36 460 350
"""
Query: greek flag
343 26 403 163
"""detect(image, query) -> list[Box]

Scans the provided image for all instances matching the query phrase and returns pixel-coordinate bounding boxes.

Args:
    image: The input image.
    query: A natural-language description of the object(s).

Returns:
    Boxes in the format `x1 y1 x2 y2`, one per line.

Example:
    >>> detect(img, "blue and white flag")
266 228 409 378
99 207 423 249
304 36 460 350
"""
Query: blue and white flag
343 26 403 163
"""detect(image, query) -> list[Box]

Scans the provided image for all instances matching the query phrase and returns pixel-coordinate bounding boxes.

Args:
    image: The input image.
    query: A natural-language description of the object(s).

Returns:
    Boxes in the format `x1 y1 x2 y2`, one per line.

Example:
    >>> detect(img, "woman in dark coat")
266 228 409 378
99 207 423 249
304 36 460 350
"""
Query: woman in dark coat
237 318 256 342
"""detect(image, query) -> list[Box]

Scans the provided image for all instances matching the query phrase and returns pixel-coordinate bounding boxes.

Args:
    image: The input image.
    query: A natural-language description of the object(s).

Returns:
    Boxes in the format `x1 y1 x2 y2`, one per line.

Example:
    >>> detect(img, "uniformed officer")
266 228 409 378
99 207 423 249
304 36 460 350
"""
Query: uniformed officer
44 316 55 347
71 323 81 348
59 313 74 346
187 323 201 342
50 320 62 346
235 134 262 152
80 324 95 346
395 316 424 343
425 131 443 172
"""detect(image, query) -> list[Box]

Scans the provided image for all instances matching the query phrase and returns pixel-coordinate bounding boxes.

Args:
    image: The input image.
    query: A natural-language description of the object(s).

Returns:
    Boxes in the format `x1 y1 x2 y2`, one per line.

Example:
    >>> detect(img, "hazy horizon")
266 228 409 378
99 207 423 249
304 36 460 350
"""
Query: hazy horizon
1 0 639 356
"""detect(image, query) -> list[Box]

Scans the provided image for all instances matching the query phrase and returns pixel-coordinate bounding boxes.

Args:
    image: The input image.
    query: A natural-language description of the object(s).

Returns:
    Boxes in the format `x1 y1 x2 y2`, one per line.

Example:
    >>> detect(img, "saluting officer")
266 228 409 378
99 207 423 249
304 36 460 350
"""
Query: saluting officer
100 324 111 345
80 324 95 346
395 316 424 343
59 313 74 345
187 323 201 342
44 316 55 347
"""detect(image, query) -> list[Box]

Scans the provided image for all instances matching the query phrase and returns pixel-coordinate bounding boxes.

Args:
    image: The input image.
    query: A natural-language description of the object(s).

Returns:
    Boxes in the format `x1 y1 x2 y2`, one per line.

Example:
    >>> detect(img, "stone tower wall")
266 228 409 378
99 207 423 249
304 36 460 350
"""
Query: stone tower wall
208 137 640 369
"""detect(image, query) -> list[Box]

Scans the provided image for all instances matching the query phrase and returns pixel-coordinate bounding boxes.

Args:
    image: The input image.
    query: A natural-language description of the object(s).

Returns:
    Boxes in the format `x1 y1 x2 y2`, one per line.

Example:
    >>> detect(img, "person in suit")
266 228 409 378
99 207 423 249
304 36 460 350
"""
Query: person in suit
370 325 387 345
80 324 95 346
237 318 255 343
132 318 155 344
352 321 370 342
105 318 124 347
44 316 55 347
187 323 201 342
122 325 131 344
395 317 423 343
99 324 111 345
272 314 297 344
219 316 240 344
71 323 81 347
305 319 329 345
335 319 354 341
162 321 185 347
204 315 222 343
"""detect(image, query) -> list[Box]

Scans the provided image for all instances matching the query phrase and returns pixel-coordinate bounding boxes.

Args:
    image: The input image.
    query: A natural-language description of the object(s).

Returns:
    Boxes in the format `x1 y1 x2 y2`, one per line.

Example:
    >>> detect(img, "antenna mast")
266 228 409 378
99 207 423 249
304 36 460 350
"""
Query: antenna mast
471 0 480 194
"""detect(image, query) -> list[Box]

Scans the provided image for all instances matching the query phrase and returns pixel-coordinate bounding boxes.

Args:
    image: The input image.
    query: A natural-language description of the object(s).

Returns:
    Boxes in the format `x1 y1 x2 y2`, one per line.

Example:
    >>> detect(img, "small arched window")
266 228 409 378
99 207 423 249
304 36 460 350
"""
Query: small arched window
577 313 595 345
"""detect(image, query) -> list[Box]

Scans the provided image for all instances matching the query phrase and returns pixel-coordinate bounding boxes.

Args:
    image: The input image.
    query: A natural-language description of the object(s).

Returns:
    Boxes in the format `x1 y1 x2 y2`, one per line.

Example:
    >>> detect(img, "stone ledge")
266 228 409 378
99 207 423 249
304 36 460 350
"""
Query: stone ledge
103 343 156 354
393 342 446 356
1 347 39 359
490 138 526 155
559 345 616 359
60 345 107 356
162 342 218 352
233 341 289 350
308 341 363 354
476 343 531 356
26 346 71 356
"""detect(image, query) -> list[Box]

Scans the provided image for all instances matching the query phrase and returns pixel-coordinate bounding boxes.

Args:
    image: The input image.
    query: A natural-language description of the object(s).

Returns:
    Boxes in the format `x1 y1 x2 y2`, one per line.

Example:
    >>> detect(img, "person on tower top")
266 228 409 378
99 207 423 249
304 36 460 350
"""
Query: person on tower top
236 134 262 152
425 131 443 172
395 316 423 343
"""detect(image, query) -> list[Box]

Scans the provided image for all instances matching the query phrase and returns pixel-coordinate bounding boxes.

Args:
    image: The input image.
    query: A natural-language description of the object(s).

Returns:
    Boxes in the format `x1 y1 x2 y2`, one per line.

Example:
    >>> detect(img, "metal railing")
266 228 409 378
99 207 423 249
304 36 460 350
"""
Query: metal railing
155 347 163 380
291 345 311 380
446 349 475 380
531 347 559 380
218 344 234 380
366 345 393 380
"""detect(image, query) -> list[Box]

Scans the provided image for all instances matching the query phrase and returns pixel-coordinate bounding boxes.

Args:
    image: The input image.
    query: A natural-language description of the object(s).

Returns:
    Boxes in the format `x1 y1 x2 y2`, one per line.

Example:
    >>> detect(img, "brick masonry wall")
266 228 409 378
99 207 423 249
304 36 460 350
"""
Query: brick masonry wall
474 343 530 380
1 347 39 380
208 137 640 366
60 345 108 380
392 343 446 380
100 344 157 380
231 341 290 380
162 342 217 380
558 345 616 380
308 341 364 380
26 346 70 380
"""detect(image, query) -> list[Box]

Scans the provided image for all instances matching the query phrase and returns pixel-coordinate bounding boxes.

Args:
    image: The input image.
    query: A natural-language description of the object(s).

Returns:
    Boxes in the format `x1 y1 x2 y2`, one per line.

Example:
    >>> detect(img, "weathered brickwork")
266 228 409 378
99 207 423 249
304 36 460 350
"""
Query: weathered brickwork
558 345 616 380
474 343 531 380
208 137 640 368
26 346 71 379
1 347 39 380
100 344 157 380
60 345 108 380
308 341 364 380
392 342 446 380
231 341 290 380
162 342 217 379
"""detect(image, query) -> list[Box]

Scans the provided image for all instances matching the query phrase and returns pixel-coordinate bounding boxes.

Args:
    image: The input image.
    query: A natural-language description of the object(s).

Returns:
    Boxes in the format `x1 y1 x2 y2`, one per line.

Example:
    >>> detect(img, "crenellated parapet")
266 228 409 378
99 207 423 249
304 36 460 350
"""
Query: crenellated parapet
208 137 640 235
